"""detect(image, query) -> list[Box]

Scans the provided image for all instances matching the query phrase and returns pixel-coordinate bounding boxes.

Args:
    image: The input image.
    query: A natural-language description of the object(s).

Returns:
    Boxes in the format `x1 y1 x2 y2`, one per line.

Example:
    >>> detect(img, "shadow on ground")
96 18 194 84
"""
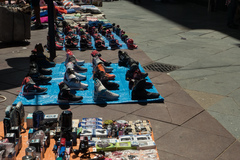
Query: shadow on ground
0 41 30 49
127 0 240 40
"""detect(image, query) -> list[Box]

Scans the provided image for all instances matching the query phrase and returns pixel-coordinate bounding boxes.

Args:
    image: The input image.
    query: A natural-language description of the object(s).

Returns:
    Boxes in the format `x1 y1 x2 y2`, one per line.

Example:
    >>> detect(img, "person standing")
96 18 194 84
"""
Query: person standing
226 0 239 29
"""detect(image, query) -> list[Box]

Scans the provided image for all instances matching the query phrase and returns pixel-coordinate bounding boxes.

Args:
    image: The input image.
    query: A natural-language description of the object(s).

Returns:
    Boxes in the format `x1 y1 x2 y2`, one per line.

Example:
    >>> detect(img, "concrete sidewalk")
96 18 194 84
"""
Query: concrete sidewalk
0 0 239 159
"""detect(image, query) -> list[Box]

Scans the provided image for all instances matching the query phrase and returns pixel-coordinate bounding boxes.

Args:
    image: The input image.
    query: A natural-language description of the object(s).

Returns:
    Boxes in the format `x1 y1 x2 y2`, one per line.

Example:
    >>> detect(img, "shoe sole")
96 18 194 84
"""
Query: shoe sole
57 99 83 103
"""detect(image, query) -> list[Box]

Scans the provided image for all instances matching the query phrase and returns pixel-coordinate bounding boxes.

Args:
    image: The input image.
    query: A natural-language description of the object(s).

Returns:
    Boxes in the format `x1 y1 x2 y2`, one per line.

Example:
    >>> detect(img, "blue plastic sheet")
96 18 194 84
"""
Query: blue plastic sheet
12 63 164 106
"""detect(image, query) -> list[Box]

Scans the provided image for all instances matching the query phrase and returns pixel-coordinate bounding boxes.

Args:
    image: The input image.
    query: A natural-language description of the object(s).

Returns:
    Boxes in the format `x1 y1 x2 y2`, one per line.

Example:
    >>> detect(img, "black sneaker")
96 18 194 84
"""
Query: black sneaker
57 82 83 103
131 89 159 100
94 70 119 90
22 76 47 95
118 50 138 67
30 62 52 75
39 67 52 75
28 68 52 84
73 63 87 73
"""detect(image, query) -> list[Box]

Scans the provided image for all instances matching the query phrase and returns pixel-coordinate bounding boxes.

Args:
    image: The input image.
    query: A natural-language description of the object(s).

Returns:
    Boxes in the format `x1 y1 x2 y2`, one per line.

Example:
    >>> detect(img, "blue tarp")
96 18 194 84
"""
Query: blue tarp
12 63 164 106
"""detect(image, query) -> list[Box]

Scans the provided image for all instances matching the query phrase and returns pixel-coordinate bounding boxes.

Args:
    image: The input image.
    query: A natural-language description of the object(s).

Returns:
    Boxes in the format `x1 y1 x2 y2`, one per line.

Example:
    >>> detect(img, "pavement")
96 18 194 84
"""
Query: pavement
0 0 240 159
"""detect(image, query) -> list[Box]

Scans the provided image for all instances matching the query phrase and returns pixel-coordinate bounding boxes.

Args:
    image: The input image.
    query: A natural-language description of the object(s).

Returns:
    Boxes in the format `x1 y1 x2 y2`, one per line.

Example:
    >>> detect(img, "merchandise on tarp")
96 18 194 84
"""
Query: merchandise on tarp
12 63 164 106
0 4 31 42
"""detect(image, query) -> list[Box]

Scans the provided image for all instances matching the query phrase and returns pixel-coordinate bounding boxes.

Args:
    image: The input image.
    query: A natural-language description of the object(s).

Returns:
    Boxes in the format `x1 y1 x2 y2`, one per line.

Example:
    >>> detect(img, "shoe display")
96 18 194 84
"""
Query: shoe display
118 50 138 68
127 38 138 49
95 39 108 51
30 62 52 75
92 57 113 73
65 68 86 81
65 49 85 66
80 35 93 50
64 69 88 90
91 50 111 66
131 79 159 100
28 65 52 84
30 43 56 68
95 63 115 80
93 78 119 101
22 76 48 95
94 70 119 90
58 82 83 103
66 61 87 73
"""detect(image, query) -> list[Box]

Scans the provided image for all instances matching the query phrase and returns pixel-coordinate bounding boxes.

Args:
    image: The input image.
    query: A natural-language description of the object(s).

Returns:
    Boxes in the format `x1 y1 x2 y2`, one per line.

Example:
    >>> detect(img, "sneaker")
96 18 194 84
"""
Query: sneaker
93 70 119 90
66 62 87 73
30 62 52 75
127 39 138 49
132 89 159 100
65 68 86 81
64 69 88 90
65 49 85 66
118 50 138 67
91 50 111 66
93 78 119 101
96 64 115 80
22 77 47 95
30 44 56 68
28 67 52 84
131 79 159 100
58 82 83 103
126 63 148 81
92 57 113 73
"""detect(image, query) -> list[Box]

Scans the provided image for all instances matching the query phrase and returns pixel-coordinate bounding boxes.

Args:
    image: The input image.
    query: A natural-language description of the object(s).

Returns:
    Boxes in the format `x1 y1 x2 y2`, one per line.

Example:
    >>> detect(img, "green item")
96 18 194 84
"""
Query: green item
74 13 81 17
104 120 113 125
116 142 137 150
96 141 117 152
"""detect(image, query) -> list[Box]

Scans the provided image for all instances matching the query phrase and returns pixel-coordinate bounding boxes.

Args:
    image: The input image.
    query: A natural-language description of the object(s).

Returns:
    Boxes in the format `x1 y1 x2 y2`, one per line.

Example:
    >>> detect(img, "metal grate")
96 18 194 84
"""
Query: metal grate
143 62 182 73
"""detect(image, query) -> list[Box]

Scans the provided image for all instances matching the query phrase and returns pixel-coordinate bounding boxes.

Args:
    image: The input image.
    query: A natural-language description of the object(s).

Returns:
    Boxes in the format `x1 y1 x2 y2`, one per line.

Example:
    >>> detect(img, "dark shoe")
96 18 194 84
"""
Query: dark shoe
132 89 160 100
58 82 83 103
22 76 47 95
118 50 138 67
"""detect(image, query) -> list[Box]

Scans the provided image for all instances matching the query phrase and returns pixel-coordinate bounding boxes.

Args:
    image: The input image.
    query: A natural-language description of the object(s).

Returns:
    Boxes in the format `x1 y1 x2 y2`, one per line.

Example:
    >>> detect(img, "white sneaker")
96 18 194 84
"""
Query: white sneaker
64 70 88 90
93 78 119 101
92 57 113 73
65 49 85 66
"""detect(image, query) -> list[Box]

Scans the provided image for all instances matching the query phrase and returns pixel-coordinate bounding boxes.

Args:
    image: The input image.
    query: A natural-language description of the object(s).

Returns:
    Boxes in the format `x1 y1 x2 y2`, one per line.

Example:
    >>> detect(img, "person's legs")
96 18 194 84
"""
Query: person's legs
34 6 41 25
227 0 238 28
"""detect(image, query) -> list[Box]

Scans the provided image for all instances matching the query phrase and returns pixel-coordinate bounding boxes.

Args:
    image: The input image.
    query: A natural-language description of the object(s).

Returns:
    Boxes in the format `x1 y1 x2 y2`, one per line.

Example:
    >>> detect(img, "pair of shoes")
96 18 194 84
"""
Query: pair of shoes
30 62 52 75
93 78 119 101
58 82 83 103
93 70 119 90
92 56 113 73
30 43 56 68
65 49 85 66
28 65 52 85
94 63 115 80
131 79 159 100
64 68 88 90
22 76 47 95
65 61 87 73
91 50 111 66
118 50 139 68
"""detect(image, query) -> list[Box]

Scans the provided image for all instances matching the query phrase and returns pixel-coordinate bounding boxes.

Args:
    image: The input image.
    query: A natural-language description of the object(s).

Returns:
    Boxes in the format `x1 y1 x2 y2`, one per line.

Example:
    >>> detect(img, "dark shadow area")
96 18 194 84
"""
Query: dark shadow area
0 41 30 49
127 0 240 40
6 57 30 70
0 57 29 90
59 104 71 110
31 24 48 30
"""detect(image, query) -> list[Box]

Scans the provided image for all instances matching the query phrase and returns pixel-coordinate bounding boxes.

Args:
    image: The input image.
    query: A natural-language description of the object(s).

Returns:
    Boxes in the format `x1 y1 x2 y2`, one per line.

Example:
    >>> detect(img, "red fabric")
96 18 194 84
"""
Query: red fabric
40 6 67 14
